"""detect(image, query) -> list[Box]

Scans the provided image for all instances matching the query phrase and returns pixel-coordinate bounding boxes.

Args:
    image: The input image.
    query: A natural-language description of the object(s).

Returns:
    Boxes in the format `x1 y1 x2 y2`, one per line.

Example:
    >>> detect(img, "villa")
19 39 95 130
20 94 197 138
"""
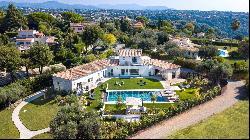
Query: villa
170 37 201 60
15 29 57 51
53 49 181 92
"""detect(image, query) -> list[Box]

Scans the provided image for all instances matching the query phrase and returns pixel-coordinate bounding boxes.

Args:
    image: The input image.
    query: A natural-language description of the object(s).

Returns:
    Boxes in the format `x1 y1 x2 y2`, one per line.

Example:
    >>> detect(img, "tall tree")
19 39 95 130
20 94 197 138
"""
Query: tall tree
82 25 104 51
0 46 21 81
61 12 84 23
231 19 241 31
28 44 54 74
102 33 117 47
1 4 27 32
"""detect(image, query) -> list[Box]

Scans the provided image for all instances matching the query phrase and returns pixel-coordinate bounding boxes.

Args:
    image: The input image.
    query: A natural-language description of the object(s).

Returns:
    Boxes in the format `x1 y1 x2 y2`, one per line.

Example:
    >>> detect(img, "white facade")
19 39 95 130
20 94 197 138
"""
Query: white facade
70 23 84 33
53 49 181 92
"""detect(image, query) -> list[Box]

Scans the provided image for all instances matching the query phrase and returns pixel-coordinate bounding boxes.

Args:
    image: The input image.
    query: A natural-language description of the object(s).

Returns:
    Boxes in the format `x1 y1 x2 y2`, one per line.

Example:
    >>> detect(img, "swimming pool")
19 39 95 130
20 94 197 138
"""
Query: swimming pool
106 90 166 103
218 49 229 57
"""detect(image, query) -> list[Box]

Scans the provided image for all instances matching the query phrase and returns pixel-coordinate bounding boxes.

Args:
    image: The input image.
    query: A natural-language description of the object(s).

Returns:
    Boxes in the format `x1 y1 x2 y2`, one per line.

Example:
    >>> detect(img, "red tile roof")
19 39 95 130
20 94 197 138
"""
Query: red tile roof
143 59 181 70
53 59 118 80
118 49 142 57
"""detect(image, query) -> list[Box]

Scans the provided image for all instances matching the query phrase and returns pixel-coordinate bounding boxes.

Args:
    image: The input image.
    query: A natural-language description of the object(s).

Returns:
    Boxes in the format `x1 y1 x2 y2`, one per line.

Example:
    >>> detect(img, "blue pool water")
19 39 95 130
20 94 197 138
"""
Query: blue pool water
218 49 229 57
106 91 166 102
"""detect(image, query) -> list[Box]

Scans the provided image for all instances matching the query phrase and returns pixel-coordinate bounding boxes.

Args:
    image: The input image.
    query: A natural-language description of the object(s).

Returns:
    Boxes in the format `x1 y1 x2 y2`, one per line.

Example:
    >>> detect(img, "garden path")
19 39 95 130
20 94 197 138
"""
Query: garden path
12 90 50 139
128 80 246 139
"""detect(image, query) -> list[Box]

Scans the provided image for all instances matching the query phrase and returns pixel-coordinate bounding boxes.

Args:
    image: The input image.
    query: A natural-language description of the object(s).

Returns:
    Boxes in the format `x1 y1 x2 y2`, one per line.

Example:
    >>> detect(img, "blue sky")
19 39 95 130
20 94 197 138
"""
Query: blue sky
8 0 249 12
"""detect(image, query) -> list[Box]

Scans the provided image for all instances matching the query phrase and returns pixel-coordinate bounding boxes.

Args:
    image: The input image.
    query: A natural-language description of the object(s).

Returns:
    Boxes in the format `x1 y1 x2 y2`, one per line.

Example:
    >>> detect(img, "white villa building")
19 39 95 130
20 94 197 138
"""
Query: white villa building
170 37 201 60
15 30 56 51
53 49 181 92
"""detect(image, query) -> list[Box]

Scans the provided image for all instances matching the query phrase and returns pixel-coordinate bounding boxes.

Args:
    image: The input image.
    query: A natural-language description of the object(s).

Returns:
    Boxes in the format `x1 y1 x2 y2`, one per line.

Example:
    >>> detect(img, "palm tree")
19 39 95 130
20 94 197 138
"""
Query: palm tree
231 19 241 48
151 94 157 113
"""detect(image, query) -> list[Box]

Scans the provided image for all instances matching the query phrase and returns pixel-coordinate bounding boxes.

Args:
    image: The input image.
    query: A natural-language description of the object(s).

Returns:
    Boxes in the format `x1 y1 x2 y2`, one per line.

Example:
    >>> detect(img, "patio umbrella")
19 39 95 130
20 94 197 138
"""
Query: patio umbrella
126 97 142 106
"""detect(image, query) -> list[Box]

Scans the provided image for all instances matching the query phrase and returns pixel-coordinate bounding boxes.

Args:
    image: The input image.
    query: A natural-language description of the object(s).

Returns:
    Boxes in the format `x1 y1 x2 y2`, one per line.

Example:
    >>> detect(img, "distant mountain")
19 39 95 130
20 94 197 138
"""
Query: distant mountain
97 4 170 10
0 1 99 9
0 1 170 10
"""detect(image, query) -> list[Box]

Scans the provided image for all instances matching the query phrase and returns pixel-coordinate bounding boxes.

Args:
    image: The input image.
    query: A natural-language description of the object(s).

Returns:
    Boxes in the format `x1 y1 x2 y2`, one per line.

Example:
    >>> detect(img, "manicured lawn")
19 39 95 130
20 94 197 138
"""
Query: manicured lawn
167 101 249 139
0 108 19 139
105 78 164 90
31 133 53 139
19 96 59 130
176 88 199 101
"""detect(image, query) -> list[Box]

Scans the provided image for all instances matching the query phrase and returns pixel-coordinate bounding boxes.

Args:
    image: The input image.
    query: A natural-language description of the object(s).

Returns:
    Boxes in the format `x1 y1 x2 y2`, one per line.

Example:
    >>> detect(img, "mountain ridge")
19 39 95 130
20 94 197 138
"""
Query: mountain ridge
0 0 170 10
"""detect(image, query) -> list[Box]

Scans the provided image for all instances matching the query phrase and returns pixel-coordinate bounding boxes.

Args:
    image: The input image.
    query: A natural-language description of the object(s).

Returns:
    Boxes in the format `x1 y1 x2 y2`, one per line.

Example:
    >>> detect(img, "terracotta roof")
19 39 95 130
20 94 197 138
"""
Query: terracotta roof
53 59 118 80
118 49 142 57
143 59 181 70
16 38 34 41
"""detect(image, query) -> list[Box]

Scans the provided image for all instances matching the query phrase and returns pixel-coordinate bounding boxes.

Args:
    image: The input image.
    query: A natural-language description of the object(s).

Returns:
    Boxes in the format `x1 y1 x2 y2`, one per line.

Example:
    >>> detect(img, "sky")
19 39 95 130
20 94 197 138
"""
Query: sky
8 0 250 12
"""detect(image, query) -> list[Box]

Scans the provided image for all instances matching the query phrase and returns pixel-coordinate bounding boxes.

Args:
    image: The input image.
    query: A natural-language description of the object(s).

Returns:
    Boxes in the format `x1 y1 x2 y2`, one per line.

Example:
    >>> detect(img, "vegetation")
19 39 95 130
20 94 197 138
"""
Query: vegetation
50 104 101 139
168 101 249 139
19 96 59 130
105 78 164 90
31 133 53 139
0 109 19 139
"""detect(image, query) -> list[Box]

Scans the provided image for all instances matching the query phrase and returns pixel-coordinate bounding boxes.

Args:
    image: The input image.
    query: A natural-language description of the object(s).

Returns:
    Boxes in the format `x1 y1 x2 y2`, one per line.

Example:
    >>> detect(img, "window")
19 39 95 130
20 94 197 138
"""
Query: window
78 28 82 30
88 78 93 82
130 69 139 75
26 42 31 45
110 69 113 76
123 57 125 60
22 35 26 37
121 69 125 75
132 57 137 63
28 35 33 37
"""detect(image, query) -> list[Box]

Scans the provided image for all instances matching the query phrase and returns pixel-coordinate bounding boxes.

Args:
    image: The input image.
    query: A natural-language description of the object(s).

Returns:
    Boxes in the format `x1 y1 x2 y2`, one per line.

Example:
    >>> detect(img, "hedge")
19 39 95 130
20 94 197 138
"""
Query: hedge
0 74 52 109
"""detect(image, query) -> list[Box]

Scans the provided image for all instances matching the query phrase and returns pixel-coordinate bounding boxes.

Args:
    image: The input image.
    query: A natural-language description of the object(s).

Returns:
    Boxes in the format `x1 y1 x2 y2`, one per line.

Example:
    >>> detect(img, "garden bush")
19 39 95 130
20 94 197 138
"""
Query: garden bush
173 57 200 69
0 74 53 109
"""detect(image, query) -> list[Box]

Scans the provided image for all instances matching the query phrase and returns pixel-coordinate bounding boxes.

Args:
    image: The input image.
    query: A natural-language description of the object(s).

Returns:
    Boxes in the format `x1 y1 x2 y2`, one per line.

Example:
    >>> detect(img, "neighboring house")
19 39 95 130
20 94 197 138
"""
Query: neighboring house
133 22 144 29
53 49 181 92
169 37 201 60
70 23 84 33
196 32 205 38
70 22 98 33
15 29 57 51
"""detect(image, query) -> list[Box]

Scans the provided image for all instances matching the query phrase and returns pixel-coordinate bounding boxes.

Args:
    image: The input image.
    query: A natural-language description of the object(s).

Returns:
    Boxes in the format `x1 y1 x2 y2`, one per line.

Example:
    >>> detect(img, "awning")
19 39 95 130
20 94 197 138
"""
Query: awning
126 97 142 106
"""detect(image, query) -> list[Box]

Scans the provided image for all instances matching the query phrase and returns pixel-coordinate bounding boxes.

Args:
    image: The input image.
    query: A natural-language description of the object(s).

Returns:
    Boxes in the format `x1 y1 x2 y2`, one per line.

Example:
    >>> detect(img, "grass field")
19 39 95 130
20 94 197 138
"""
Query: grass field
31 133 53 139
0 108 19 139
176 88 199 101
105 78 164 90
19 96 59 131
167 101 249 139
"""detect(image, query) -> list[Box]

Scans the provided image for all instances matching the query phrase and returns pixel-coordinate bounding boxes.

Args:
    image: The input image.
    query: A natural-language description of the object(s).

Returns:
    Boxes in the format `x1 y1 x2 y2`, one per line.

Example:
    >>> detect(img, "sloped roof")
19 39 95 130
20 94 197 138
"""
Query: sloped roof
118 49 143 57
53 59 118 80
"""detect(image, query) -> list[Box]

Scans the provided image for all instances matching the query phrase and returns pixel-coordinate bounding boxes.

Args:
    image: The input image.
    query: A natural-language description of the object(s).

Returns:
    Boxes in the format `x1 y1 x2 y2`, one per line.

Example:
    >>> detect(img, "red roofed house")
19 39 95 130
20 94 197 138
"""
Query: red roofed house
53 49 181 92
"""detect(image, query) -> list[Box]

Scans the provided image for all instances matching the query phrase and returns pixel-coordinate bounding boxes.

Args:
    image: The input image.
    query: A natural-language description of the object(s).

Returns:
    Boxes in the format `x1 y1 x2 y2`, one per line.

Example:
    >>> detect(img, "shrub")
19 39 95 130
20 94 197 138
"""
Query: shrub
173 57 200 69
0 74 53 109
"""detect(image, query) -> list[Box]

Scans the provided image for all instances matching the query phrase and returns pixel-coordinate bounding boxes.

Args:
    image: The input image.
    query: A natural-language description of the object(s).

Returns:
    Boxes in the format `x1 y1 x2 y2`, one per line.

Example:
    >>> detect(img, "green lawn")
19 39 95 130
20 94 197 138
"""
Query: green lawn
105 78 164 90
176 88 199 101
19 96 59 130
167 101 249 139
31 133 53 139
0 108 19 139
